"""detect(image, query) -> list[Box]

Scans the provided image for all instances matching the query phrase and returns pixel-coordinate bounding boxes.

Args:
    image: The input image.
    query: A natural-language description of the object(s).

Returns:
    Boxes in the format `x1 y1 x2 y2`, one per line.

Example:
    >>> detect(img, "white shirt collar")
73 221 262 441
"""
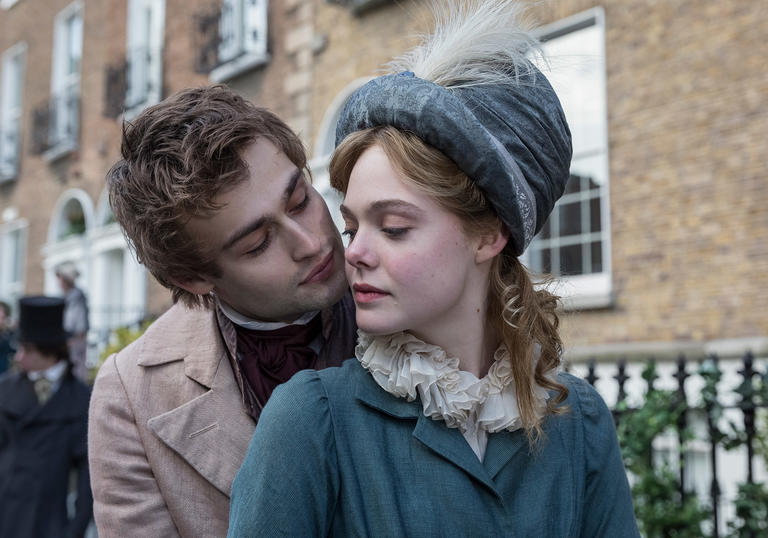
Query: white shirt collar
216 297 319 331
27 359 68 383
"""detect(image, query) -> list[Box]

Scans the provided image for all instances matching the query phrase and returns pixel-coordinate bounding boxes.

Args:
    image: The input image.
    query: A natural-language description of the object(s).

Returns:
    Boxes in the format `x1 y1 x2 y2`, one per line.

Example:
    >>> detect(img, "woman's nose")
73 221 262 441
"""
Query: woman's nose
345 232 377 269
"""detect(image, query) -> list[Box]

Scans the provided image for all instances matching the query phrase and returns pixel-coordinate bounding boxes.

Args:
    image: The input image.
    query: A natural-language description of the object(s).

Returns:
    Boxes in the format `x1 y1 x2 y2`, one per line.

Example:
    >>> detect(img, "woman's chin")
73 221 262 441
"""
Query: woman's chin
355 317 406 336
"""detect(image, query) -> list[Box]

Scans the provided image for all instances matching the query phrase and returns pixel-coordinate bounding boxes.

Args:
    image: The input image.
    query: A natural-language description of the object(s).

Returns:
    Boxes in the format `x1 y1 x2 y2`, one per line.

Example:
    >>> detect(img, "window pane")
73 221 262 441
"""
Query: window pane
559 201 581 236
540 248 551 274
590 240 603 273
560 244 583 276
564 173 581 195
539 216 551 239
590 196 601 233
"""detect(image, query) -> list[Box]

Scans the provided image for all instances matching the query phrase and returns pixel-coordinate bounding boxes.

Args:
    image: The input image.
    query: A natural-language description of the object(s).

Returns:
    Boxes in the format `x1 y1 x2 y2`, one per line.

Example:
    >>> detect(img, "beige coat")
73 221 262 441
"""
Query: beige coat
88 304 255 537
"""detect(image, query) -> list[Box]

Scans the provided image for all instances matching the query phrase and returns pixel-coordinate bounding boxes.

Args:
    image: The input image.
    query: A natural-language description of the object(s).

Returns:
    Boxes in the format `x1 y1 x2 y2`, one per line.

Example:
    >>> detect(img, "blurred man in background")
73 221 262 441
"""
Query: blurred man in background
0 296 92 538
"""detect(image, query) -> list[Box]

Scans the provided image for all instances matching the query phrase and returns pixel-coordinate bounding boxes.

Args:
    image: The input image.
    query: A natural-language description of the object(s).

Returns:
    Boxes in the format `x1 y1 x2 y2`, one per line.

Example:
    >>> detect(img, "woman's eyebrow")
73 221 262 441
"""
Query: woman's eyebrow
340 199 424 219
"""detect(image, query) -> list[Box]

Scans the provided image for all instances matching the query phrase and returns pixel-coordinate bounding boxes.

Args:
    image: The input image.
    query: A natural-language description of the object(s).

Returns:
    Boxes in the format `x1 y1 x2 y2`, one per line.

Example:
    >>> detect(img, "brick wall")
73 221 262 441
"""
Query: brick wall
308 0 768 350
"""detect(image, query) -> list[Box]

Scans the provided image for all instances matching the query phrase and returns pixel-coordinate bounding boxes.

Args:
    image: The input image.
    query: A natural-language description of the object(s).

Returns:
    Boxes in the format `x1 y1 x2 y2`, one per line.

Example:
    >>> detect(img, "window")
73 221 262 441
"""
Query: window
0 42 25 181
528 8 612 309
311 78 371 233
0 0 21 9
48 2 83 156
125 0 165 114
210 0 268 81
0 218 27 308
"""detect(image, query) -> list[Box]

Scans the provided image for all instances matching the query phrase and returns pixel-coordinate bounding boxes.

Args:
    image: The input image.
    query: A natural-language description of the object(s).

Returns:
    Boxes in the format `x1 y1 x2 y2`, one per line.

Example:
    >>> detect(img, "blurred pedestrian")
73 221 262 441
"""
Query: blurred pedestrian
0 301 13 375
55 262 90 382
0 296 93 538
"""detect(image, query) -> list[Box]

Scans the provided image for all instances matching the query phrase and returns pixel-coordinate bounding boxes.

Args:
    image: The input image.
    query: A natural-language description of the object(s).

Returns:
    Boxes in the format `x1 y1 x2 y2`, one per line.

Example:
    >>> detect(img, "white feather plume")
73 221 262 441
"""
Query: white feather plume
386 0 543 89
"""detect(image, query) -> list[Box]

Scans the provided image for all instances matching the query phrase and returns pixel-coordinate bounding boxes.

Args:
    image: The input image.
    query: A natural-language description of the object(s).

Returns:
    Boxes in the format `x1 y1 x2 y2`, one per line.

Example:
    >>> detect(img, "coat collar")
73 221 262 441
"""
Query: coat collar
146 353 254 497
137 304 255 497
0 372 86 425
353 360 528 498
135 303 222 388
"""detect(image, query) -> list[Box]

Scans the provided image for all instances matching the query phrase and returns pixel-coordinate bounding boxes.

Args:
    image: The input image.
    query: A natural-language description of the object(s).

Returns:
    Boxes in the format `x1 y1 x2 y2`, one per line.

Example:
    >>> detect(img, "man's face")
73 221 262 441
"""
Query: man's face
15 343 58 372
184 138 347 322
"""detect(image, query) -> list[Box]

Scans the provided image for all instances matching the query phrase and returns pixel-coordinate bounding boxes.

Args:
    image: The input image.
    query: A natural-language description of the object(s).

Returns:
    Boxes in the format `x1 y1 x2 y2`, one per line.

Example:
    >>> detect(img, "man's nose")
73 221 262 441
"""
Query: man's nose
288 220 323 260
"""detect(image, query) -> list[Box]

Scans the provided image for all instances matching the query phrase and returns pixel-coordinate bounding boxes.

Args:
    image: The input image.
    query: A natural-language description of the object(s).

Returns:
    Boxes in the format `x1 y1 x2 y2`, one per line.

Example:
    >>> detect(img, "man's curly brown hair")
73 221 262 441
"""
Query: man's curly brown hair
107 85 307 308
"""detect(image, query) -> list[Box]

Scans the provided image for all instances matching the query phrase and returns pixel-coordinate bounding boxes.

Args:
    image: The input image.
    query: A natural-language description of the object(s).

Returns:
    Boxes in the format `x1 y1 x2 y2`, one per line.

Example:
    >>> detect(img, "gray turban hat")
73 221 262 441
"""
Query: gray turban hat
335 68 572 256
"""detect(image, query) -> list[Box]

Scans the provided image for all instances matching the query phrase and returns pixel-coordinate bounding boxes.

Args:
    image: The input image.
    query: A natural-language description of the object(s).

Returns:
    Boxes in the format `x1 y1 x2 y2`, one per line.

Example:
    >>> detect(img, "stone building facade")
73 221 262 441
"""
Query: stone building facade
0 0 768 355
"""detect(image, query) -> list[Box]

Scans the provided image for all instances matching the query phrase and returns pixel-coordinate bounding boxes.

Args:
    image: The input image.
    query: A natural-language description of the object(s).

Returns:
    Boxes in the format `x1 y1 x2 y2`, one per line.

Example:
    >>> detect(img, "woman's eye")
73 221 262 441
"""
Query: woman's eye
382 227 409 238
341 229 356 247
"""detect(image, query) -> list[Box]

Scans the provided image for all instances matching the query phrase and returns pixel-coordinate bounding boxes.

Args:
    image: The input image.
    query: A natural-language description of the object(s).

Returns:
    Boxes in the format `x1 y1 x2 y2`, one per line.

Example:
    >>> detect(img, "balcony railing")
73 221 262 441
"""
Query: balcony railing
104 46 163 119
31 86 79 158
0 117 20 181
325 0 393 15
193 1 268 80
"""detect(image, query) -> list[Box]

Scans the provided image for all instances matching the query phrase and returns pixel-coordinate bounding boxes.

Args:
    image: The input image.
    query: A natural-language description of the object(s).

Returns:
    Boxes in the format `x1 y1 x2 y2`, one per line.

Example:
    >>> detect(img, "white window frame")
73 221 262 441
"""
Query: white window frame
527 7 612 310
0 42 26 182
124 0 165 118
0 215 28 307
210 0 269 82
310 77 372 233
46 1 83 160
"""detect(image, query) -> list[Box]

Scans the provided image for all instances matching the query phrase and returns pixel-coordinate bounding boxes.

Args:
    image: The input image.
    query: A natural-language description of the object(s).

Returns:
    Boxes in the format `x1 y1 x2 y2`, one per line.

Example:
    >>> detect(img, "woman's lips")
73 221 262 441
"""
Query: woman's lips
352 283 389 304
301 252 335 284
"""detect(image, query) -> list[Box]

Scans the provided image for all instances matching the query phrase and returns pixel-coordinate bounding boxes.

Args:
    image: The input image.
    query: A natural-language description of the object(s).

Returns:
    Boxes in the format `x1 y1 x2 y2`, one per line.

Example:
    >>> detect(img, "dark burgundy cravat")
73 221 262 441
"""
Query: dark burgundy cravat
235 314 322 405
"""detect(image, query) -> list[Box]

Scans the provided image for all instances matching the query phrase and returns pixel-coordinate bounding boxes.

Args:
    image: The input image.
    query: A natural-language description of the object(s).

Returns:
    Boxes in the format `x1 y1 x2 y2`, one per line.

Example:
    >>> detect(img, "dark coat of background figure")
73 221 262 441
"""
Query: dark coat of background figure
0 368 92 538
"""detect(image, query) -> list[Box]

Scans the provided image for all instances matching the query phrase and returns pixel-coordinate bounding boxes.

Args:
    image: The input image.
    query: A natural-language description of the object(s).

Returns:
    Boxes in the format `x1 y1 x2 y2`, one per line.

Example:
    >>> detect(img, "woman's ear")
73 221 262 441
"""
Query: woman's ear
475 226 509 264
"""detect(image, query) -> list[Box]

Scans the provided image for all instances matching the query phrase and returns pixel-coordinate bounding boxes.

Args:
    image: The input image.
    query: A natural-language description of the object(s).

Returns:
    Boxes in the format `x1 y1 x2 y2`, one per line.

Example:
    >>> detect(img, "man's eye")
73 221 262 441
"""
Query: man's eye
245 234 271 256
294 194 310 211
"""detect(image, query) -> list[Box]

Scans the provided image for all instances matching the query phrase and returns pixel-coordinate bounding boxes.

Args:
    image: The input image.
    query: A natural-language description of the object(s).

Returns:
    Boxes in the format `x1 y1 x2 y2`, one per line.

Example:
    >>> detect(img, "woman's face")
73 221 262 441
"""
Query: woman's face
341 145 486 338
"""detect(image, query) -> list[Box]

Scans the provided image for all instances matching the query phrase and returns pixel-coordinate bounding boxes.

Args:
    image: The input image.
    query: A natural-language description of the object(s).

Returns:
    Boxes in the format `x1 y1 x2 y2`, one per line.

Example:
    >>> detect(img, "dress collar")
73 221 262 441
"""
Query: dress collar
355 331 553 434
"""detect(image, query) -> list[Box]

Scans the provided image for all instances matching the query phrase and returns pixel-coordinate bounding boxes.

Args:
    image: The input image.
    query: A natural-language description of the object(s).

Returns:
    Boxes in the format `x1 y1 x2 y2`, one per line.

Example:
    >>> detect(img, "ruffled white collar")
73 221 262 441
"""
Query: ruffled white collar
356 331 553 459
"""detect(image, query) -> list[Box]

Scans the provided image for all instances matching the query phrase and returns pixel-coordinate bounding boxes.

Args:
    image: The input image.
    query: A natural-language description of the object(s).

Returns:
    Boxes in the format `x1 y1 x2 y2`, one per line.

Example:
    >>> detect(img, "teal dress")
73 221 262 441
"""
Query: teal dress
229 359 639 537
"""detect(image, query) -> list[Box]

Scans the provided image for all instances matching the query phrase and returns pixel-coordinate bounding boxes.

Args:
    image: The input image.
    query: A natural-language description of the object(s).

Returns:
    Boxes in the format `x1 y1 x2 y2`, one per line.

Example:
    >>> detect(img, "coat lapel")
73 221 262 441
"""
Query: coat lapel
147 353 255 497
0 373 37 419
412 414 501 498
483 428 528 478
354 367 501 499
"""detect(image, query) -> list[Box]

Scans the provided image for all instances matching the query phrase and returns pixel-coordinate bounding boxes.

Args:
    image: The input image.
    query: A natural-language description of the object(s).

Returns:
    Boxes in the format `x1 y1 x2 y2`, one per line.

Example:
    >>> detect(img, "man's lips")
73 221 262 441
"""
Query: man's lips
352 283 390 304
301 252 335 284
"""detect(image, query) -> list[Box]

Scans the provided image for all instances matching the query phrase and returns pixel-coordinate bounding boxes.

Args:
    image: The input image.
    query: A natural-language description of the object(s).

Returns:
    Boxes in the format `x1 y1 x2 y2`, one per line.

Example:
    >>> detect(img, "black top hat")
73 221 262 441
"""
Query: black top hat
16 296 68 345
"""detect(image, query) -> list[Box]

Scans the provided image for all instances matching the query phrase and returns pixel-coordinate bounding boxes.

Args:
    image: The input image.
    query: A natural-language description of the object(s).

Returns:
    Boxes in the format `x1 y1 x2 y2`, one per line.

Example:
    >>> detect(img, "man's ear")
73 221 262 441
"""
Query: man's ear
173 277 215 296
475 226 509 264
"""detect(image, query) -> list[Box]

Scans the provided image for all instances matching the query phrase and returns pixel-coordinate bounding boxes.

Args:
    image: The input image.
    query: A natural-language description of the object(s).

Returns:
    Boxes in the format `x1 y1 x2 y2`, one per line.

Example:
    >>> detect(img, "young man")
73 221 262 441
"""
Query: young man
0 296 93 538
88 86 357 537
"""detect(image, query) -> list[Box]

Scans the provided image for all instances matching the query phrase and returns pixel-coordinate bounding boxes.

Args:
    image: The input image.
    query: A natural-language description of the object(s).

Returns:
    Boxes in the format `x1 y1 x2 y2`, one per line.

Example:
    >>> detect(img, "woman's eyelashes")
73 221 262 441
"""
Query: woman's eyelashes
341 226 410 246
381 227 410 239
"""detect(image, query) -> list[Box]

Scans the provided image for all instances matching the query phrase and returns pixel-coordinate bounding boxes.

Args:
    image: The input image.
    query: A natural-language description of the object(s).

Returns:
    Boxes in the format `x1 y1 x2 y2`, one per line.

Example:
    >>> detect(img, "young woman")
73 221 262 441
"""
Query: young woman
228 2 638 536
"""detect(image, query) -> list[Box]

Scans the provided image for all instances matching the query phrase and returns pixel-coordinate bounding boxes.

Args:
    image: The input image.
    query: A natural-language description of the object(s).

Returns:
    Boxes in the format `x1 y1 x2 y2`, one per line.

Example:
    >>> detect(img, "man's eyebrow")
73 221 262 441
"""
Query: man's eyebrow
222 168 304 251
282 168 304 202
340 199 424 218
